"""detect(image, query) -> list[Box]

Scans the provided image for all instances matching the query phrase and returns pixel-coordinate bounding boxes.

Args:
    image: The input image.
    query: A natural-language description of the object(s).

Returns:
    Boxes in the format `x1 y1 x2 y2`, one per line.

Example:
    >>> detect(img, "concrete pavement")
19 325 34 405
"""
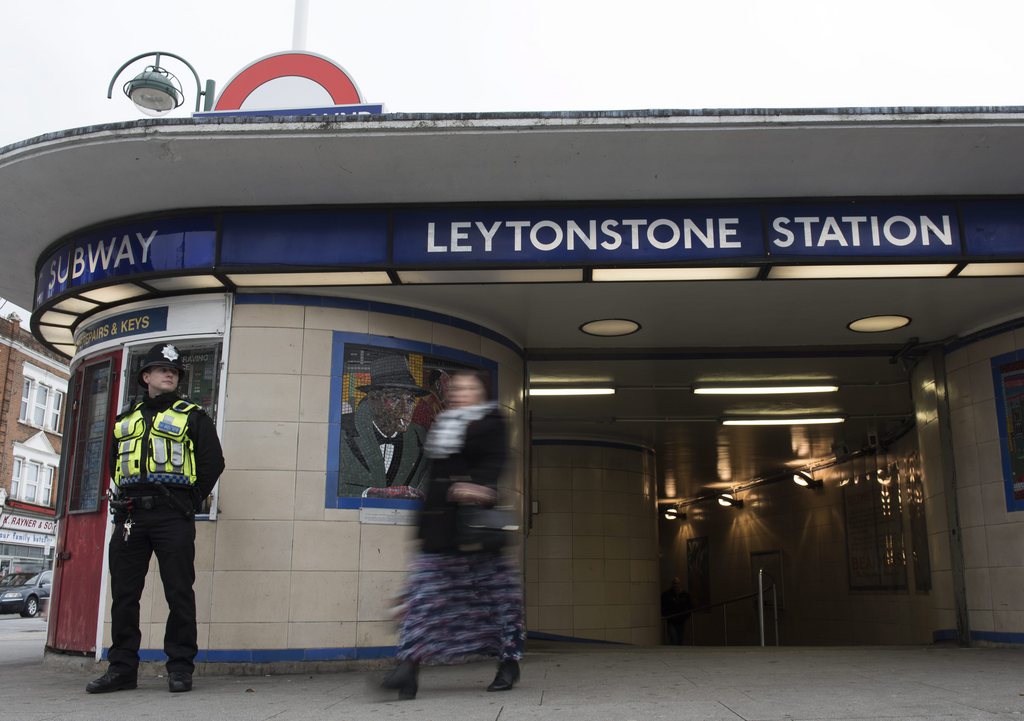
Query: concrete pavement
1 625 1023 721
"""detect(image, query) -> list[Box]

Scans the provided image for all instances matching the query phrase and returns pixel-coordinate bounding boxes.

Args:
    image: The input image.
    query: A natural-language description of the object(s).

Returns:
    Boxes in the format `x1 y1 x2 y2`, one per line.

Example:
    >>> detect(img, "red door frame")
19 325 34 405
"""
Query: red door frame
47 349 122 654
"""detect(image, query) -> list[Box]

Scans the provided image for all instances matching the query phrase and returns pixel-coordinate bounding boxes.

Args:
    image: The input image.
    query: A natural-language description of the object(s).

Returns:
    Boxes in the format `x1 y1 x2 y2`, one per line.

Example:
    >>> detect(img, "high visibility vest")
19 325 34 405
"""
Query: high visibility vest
112 400 198 488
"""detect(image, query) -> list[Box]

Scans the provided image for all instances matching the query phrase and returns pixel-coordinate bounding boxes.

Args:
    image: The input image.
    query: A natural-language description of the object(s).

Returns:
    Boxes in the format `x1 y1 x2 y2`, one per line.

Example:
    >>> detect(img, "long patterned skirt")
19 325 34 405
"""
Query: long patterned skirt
396 551 525 664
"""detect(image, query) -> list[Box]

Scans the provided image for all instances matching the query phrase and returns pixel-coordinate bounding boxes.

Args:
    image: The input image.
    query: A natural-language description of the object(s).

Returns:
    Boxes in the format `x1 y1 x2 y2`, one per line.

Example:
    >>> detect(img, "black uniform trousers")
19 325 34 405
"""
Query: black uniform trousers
107 500 197 676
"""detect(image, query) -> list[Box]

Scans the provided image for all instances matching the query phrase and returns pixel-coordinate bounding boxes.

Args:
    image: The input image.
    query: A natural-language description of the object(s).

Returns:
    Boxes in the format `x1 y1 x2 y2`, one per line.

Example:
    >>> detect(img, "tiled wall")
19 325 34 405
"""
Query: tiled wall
526 442 660 645
945 331 1024 643
101 299 525 656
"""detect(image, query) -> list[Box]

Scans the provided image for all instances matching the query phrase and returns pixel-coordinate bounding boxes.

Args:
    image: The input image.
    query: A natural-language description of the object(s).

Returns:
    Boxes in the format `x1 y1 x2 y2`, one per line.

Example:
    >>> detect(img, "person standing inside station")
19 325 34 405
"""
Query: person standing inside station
86 343 225 694
661 577 693 645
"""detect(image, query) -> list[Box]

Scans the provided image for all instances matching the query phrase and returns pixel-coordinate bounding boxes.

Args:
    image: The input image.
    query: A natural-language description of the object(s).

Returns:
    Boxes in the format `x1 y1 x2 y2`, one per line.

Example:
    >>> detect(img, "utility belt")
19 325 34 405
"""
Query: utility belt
107 485 195 519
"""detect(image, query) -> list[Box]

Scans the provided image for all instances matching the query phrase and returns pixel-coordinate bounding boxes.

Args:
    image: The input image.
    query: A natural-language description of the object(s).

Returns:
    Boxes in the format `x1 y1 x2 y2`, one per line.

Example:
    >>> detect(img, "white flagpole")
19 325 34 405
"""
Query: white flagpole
293 0 310 50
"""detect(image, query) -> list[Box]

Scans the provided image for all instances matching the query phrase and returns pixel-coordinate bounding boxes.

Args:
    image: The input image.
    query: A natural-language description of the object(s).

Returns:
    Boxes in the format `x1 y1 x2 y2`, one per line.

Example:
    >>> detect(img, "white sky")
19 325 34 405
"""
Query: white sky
1 0 1023 148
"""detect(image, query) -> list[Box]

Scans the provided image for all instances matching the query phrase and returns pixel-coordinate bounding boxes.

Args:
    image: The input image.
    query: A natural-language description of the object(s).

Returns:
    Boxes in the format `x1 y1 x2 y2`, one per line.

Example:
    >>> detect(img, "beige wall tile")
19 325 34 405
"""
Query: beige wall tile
533 446 573 468
304 306 370 333
965 568 992 610
324 508 361 522
538 582 572 606
986 524 1024 567
574 628 606 641
295 471 327 521
573 493 602 514
971 609 995 632
956 485 985 529
225 373 301 422
356 621 399 647
299 375 331 423
572 581 605 606
292 520 360 571
214 520 293 571
605 559 630 582
573 559 604 582
606 628 633 644
195 571 213 623
571 535 604 559
604 605 631 629
229 327 303 375
605 582 631 605
210 571 291 623
981 481 1012 526
971 399 999 445
950 406 976 448
538 605 572 630
357 571 406 621
215 470 296 521
541 490 572 512
297 423 328 472
367 312 432 343
287 621 357 649
945 347 970 372
222 421 298 472
961 525 989 569
209 622 289 649
358 523 417 571
976 439 1004 485
233 304 304 328
288 571 359 622
301 328 334 376
431 323 482 355
573 606 605 629
946 365 972 410
537 559 572 582
195 521 217 572
993 609 1024 632
967 332 1015 365
531 512 571 536
969 359 996 403
954 444 980 487
536 535 572 559
535 467 572 490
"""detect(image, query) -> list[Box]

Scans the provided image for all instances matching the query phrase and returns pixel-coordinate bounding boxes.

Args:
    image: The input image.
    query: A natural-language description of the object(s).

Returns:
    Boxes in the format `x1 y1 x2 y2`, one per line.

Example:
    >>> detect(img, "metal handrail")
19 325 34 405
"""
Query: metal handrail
663 569 780 647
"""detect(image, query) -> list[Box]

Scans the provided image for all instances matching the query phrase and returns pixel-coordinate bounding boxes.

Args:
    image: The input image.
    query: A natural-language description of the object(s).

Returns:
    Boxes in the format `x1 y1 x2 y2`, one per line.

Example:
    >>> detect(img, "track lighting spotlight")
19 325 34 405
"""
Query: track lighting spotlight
717 493 743 508
792 471 823 489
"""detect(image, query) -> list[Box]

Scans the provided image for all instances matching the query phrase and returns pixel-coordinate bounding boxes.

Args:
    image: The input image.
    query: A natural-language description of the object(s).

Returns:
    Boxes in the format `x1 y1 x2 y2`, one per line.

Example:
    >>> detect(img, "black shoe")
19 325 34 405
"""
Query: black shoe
168 672 193 693
487 659 520 692
86 670 138 694
381 660 418 700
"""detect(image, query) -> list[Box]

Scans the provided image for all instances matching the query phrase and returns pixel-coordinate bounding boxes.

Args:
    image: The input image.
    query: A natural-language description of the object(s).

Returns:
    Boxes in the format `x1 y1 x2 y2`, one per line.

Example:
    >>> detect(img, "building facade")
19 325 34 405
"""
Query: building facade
0 314 68 576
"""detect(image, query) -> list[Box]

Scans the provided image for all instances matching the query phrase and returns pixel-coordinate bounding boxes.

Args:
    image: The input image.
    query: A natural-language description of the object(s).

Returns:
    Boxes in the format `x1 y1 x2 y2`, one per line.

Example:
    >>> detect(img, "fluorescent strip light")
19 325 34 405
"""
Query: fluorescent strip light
959 263 1024 277
398 269 583 283
80 284 148 303
39 310 77 327
529 387 615 396
592 267 759 281
722 417 845 426
145 275 224 291
52 297 99 313
228 271 392 286
694 384 838 395
768 264 956 279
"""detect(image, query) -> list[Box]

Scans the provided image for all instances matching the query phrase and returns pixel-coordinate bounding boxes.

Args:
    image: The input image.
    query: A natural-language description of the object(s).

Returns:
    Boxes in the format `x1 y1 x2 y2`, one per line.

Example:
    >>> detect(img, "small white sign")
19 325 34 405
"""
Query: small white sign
359 507 416 526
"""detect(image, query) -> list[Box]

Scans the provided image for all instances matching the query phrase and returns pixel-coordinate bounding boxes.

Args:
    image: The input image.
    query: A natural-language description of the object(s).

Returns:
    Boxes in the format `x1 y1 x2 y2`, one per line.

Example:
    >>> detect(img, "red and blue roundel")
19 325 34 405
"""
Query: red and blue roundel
214 51 364 111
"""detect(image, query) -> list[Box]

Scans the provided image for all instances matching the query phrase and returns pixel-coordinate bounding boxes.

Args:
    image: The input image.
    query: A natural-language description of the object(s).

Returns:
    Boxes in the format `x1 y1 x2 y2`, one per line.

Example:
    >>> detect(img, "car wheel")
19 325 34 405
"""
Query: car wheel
21 596 38 618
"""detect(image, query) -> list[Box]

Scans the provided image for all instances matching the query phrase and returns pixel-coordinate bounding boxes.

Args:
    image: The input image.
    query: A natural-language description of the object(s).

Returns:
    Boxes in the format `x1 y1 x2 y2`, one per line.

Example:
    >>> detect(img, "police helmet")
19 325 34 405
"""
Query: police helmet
136 343 186 388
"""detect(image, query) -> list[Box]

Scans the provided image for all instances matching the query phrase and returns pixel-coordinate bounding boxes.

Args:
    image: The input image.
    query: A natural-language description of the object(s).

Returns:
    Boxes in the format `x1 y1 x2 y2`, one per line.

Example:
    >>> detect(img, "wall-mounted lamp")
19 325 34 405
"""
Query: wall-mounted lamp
792 471 823 489
108 52 215 116
717 493 743 508
663 506 686 521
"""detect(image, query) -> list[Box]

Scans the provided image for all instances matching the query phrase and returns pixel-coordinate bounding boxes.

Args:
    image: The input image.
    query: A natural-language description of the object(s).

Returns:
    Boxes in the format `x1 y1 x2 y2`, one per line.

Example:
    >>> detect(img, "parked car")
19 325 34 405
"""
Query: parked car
0 570 52 617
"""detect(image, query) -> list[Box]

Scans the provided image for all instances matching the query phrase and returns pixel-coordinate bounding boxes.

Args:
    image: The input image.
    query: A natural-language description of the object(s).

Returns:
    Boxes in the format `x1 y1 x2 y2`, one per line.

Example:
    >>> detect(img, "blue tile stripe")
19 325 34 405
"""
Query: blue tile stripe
527 630 626 645
931 629 1024 644
234 293 524 357
105 646 399 663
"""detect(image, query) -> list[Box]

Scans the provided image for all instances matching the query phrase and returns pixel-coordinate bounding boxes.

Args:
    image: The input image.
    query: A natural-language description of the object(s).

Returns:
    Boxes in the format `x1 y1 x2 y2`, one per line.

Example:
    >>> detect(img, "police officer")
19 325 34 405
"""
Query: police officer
86 343 224 694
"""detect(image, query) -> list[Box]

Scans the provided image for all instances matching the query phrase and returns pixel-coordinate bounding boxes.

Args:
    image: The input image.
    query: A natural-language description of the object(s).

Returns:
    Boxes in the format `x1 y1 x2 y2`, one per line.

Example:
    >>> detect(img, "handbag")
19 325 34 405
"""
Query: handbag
455 506 520 552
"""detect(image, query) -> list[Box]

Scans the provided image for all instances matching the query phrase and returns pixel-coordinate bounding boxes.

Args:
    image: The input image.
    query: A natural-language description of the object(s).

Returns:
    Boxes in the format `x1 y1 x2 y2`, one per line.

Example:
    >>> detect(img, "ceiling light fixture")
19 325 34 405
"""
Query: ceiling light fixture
722 416 845 426
717 493 743 508
694 383 839 395
579 318 641 337
847 315 911 333
792 471 823 489
528 387 616 397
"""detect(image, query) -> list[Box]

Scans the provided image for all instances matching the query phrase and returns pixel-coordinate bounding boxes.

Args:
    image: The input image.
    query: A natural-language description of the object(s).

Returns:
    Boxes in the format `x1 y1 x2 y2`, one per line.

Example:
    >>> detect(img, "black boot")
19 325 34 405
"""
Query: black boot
487 659 520 692
85 670 138 694
381 660 418 700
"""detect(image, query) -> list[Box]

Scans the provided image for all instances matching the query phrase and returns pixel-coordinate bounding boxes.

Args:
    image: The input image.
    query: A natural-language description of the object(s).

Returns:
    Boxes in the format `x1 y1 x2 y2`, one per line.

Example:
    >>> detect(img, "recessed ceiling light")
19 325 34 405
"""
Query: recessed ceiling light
694 384 838 395
529 387 616 396
580 318 640 337
847 315 911 333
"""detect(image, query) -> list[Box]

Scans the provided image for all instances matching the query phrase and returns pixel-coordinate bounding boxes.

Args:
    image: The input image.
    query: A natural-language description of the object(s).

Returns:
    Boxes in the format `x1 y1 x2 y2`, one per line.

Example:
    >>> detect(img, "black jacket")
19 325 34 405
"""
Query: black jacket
110 392 225 508
417 409 507 553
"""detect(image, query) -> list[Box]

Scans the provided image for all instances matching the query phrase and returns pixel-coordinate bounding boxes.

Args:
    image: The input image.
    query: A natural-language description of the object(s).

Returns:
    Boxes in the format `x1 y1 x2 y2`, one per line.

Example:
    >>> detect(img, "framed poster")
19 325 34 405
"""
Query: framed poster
842 460 908 591
327 332 497 514
686 536 710 611
991 350 1024 512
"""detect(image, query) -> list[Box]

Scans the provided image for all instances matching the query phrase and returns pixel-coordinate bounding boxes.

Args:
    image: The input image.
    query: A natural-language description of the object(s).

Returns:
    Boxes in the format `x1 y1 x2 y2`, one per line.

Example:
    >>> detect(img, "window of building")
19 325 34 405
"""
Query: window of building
18 364 68 434
10 457 53 505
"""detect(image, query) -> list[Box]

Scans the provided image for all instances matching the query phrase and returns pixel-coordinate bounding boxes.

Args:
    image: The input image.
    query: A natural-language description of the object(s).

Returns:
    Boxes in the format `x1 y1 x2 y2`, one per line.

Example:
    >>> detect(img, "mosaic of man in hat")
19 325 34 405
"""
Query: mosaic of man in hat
338 352 430 497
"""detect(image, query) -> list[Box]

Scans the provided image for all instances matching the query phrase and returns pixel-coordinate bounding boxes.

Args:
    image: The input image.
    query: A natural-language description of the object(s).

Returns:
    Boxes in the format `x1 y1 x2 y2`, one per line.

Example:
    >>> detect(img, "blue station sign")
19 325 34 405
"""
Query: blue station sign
32 198 1024 310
